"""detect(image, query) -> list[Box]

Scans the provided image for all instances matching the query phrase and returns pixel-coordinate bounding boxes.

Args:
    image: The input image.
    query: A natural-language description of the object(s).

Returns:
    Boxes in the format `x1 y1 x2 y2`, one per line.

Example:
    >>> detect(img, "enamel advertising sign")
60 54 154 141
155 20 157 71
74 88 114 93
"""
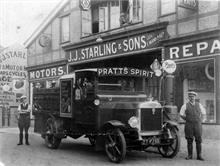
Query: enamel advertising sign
0 44 27 105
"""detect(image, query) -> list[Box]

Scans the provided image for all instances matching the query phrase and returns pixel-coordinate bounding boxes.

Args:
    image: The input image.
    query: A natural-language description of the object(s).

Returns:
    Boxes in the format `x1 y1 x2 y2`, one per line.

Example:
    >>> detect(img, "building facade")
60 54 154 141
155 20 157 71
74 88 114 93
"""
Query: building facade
25 0 220 138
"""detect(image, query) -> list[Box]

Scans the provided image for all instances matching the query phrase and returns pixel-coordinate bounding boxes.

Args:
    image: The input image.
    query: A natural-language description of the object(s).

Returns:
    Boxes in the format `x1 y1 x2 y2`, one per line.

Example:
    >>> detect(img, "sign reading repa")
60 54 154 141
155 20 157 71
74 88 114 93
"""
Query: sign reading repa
165 38 220 60
98 67 154 78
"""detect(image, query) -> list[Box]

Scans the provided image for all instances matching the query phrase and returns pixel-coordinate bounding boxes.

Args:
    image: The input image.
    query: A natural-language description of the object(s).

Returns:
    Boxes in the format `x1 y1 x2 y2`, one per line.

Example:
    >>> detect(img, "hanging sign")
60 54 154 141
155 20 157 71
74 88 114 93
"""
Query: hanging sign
178 0 198 10
162 60 176 74
80 0 91 10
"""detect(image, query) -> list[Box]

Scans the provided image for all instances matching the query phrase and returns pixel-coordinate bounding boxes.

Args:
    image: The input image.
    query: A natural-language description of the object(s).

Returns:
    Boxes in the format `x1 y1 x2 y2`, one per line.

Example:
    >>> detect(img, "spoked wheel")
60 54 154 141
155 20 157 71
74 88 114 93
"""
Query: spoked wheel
105 128 126 163
45 118 61 149
158 127 180 158
88 136 96 146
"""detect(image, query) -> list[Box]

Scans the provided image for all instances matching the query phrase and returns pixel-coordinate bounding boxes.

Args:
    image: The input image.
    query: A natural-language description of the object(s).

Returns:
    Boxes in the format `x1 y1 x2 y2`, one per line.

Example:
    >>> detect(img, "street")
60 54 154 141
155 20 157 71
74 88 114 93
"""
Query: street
0 127 219 166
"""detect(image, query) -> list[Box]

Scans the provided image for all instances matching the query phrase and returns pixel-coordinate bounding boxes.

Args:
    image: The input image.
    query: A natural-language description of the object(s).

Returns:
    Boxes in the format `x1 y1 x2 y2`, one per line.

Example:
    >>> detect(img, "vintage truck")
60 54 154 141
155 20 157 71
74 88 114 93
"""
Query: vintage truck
33 67 180 163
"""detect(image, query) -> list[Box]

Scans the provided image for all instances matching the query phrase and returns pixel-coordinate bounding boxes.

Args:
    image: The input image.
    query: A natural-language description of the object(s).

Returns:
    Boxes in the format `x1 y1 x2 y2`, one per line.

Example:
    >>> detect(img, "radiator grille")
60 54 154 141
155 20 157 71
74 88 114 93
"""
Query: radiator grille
140 108 162 131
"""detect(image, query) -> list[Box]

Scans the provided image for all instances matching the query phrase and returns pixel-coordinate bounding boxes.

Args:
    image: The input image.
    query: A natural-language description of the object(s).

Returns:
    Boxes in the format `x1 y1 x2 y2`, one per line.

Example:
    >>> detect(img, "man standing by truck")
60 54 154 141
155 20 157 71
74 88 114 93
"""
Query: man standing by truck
17 95 31 145
180 91 206 161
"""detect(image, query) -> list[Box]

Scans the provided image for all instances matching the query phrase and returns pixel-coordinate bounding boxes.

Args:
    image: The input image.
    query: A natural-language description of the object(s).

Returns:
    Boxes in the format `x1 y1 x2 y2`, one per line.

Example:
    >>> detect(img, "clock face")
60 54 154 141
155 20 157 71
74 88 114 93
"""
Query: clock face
39 35 51 47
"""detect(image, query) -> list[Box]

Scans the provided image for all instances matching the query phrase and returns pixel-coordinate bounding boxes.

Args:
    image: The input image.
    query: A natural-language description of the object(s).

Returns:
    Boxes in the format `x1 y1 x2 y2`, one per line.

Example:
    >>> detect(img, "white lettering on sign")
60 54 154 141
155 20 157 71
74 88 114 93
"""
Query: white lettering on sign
170 47 179 59
168 39 220 60
68 30 166 63
98 67 154 77
29 66 66 80
0 51 26 63
183 44 193 57
211 40 220 53
197 42 208 55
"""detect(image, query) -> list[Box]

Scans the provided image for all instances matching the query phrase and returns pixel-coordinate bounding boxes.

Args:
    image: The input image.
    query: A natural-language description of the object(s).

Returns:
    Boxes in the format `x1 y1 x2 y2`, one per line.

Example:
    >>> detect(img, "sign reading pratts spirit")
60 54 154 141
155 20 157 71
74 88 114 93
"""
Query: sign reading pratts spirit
67 30 167 63
165 38 220 60
98 67 154 78
29 65 67 80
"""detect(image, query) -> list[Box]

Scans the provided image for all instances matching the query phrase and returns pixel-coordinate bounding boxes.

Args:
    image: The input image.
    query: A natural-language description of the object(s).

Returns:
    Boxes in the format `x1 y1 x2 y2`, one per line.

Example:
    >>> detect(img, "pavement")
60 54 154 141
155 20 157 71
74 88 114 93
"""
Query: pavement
0 127 220 166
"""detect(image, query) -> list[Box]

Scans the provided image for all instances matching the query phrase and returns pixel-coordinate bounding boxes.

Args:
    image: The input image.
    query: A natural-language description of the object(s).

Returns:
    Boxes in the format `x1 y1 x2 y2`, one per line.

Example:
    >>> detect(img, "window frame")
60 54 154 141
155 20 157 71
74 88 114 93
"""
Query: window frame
60 14 70 43
81 0 143 37
175 58 216 124
159 0 176 17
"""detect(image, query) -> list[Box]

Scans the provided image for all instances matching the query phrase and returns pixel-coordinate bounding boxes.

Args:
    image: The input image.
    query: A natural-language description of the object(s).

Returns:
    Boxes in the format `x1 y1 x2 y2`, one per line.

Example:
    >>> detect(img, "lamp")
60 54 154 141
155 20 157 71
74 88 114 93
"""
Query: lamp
96 35 103 43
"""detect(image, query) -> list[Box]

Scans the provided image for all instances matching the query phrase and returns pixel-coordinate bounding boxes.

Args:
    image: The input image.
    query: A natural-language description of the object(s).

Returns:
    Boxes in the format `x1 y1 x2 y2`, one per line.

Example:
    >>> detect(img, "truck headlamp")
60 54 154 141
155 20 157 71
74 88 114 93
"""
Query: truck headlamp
128 116 139 128
94 99 100 106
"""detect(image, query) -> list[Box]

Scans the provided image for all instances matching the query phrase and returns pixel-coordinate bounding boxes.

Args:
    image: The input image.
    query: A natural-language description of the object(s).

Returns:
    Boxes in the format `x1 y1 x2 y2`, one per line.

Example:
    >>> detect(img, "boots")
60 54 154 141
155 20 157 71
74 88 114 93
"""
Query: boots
17 133 23 145
185 140 193 160
25 133 30 145
196 143 204 161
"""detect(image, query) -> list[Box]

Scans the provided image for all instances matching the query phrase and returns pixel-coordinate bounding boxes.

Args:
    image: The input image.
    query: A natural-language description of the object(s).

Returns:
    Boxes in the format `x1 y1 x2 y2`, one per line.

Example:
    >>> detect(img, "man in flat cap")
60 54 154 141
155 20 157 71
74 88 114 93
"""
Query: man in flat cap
180 91 206 161
17 95 31 145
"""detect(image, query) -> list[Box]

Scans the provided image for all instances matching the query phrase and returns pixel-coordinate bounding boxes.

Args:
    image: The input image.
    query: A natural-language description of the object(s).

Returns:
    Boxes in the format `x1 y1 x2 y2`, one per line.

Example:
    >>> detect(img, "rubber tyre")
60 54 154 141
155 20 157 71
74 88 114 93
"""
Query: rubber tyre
158 127 180 158
105 128 126 163
45 118 61 149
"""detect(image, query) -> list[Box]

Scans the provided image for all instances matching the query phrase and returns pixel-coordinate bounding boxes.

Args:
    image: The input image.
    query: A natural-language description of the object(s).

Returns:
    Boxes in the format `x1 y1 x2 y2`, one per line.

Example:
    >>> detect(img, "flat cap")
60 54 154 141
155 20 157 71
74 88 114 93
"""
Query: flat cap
20 95 27 99
188 91 197 96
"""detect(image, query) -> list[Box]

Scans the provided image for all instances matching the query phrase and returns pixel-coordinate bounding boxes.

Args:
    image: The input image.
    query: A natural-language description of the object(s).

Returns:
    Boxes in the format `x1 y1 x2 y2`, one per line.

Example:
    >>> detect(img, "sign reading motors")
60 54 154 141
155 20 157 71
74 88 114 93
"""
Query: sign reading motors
29 65 67 80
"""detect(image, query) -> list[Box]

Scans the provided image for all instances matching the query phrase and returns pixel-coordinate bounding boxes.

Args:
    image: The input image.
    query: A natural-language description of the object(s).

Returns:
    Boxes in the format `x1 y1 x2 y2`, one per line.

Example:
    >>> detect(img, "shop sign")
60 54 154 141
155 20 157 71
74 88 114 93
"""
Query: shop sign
0 44 27 105
29 65 67 80
162 60 176 74
178 0 198 10
165 38 220 60
97 67 154 78
67 30 167 63
80 0 91 10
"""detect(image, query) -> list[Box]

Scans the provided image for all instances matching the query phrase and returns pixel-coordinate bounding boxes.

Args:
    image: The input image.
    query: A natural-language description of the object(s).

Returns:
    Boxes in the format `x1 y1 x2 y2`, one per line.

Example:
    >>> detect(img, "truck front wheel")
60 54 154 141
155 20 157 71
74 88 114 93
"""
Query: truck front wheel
45 118 61 149
105 128 126 163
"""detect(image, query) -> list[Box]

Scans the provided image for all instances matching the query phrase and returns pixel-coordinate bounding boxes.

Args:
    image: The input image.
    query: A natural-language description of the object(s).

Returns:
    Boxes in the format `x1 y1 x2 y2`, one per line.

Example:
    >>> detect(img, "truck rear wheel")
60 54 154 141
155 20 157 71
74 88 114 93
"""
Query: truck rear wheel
105 128 126 163
45 118 61 149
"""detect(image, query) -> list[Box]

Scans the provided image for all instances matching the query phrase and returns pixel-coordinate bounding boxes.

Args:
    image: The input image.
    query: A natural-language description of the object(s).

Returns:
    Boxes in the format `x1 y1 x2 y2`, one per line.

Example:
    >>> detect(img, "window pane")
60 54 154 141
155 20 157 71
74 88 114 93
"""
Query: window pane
175 60 215 123
132 0 142 22
161 0 176 16
82 10 92 37
61 16 70 42
110 1 120 29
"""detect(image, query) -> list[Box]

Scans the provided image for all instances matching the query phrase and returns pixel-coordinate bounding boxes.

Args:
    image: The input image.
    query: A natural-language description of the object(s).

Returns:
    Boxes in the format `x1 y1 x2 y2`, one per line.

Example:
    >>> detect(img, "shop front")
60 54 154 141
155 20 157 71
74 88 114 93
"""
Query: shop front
64 22 169 100
27 60 67 107
163 29 220 139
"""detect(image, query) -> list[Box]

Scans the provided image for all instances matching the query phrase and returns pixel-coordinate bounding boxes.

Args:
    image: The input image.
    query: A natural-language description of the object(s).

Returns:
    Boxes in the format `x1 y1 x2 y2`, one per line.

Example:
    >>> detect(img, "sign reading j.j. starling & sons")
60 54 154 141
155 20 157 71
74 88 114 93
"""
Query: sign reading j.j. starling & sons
67 29 167 63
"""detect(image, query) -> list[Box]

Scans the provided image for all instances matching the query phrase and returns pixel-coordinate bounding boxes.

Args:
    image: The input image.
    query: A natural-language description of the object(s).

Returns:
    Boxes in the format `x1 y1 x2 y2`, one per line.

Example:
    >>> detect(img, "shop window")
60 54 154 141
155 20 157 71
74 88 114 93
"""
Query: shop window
145 76 160 101
60 15 70 43
175 59 215 123
81 0 142 37
160 0 176 16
